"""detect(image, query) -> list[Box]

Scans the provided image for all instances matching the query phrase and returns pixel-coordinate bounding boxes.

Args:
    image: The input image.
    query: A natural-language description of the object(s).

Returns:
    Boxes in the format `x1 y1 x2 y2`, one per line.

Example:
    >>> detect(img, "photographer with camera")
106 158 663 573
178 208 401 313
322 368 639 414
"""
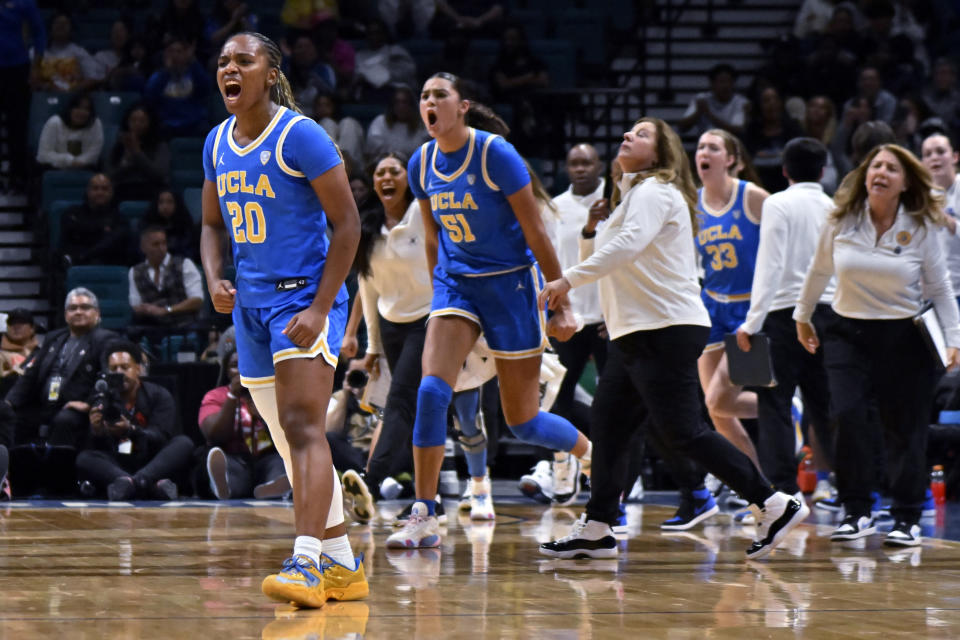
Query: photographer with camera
195 348 289 500
326 361 379 476
0 288 117 496
76 341 193 501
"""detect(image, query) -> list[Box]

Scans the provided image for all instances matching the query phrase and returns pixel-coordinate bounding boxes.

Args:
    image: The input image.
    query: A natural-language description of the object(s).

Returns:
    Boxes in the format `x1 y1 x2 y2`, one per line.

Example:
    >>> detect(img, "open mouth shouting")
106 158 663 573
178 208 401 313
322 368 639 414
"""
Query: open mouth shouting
224 78 242 102
426 109 438 127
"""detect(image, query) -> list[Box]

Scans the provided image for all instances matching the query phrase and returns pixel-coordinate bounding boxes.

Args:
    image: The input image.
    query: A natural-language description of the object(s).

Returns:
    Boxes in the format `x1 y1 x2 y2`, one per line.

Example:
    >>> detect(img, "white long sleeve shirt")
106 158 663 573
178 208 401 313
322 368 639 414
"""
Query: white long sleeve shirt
128 254 204 306
564 176 710 340
358 201 433 355
36 115 104 169
937 175 960 294
550 179 605 325
794 205 960 347
740 182 836 334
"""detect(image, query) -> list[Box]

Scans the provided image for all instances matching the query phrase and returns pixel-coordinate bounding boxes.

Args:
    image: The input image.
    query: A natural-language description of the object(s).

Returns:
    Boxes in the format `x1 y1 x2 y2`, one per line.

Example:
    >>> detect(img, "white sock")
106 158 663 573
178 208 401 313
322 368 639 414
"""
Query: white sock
472 477 487 494
553 451 570 462
322 534 355 568
293 535 322 567
249 386 293 485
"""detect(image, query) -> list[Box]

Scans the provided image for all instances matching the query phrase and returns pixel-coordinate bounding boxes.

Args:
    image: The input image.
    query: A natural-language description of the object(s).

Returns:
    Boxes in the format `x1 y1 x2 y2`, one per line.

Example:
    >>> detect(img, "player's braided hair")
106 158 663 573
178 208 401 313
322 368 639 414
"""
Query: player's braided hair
233 32 302 114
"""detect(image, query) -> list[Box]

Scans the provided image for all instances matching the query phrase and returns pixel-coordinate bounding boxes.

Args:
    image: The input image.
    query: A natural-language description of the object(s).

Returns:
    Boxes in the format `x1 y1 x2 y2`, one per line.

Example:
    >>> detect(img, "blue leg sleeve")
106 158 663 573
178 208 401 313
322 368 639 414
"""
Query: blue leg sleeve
413 375 453 448
453 389 486 478
508 411 579 452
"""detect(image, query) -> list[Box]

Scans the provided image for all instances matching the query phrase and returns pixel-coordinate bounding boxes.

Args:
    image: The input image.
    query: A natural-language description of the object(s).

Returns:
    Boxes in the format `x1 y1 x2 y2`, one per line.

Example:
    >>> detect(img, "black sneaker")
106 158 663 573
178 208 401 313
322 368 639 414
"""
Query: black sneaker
661 489 719 531
830 514 877 541
107 476 136 501
540 514 617 559
393 497 447 526
253 474 291 499
152 478 178 501
884 521 922 547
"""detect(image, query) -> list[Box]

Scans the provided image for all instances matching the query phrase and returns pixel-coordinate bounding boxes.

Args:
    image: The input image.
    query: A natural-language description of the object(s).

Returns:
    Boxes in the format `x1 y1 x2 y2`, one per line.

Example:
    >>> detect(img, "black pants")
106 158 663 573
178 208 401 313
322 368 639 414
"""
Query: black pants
550 322 608 431
0 63 30 188
364 314 426 487
327 430 367 473
824 316 936 523
193 447 287 498
755 305 836 494
586 325 773 525
0 401 89 449
76 434 195 490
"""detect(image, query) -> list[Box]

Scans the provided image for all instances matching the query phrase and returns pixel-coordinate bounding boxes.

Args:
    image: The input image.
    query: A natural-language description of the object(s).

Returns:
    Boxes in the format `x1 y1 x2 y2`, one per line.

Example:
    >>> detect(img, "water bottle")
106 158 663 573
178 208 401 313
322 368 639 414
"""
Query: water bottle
797 446 816 494
931 465 946 506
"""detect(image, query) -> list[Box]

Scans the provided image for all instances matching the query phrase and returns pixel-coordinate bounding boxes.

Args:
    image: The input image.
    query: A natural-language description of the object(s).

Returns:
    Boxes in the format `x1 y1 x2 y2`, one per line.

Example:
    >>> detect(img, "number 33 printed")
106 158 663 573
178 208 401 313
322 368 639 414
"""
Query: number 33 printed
705 242 738 271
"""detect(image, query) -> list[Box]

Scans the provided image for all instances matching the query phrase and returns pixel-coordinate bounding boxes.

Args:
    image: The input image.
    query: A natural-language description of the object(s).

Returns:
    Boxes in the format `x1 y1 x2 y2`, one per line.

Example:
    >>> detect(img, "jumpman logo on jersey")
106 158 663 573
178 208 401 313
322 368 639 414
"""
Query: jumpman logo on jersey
516 281 525 291
218 154 225 166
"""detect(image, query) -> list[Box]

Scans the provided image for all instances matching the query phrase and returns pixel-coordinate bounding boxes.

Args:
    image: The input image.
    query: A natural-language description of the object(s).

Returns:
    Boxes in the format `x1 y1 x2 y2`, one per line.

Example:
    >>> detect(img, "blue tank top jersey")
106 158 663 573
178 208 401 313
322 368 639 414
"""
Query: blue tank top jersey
408 127 533 276
695 179 761 298
202 106 347 308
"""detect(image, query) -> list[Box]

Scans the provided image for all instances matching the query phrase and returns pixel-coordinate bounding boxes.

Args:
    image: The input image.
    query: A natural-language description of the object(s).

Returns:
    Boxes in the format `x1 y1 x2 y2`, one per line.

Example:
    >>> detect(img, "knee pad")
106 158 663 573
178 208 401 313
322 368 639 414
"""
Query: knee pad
455 419 487 454
413 375 452 448
508 411 578 452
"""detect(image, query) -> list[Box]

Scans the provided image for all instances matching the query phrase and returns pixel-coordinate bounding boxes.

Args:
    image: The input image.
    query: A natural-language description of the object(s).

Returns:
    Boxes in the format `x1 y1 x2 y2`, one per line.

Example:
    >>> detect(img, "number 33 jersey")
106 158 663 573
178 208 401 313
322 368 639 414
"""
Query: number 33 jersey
409 127 534 276
203 106 345 307
695 179 761 299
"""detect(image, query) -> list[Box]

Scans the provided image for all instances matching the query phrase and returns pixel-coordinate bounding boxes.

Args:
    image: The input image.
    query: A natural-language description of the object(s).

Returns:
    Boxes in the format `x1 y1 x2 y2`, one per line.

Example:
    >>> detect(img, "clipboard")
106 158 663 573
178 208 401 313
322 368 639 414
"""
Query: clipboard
723 333 778 388
914 302 949 370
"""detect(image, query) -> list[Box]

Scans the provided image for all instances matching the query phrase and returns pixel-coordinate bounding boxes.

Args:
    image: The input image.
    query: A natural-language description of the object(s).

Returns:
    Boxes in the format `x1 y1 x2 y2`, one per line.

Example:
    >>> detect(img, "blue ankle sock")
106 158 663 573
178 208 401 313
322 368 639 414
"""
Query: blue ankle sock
816 471 830 481
420 499 436 516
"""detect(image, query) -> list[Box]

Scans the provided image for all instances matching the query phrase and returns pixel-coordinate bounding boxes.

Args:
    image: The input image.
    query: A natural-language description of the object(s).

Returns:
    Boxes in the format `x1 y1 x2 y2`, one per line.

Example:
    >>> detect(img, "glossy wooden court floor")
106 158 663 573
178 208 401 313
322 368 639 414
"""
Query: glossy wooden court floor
2 498 959 639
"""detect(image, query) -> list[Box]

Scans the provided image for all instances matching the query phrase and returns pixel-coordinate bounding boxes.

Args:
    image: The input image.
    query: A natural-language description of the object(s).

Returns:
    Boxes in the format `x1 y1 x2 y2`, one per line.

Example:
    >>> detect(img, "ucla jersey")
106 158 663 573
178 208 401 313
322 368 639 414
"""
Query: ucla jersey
408 128 533 276
202 106 346 308
695 179 760 299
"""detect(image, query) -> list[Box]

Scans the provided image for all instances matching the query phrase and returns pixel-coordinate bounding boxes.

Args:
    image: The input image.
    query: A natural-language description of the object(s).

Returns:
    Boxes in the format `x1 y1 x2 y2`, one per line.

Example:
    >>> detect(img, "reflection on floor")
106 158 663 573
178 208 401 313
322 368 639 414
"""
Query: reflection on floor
1 489 960 638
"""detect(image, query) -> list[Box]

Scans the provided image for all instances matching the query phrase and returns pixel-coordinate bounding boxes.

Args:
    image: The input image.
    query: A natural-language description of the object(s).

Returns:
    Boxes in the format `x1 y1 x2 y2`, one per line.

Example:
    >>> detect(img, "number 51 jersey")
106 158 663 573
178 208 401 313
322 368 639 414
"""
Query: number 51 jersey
202 106 344 307
409 127 534 276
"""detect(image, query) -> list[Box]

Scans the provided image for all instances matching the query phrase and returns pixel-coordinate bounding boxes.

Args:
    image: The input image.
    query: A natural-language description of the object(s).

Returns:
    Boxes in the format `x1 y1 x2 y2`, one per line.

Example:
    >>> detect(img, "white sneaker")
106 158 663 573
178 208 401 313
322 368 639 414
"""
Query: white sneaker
469 477 495 520
745 492 810 560
884 521 922 547
518 459 554 503
539 514 617 559
705 473 724 497
385 502 442 549
626 475 644 502
206 447 230 500
379 476 403 500
552 454 580 506
830 514 877 541
812 478 833 503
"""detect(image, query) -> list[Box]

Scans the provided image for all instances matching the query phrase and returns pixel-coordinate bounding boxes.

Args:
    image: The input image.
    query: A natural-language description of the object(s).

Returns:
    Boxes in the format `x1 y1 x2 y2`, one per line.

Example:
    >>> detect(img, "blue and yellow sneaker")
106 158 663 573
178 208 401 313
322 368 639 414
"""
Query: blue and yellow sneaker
320 553 369 601
261 555 326 608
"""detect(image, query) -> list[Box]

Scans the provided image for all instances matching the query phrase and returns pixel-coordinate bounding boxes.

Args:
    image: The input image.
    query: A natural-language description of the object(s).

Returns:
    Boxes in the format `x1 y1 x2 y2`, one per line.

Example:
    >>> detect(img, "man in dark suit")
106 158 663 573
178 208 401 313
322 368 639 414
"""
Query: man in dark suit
0 288 117 496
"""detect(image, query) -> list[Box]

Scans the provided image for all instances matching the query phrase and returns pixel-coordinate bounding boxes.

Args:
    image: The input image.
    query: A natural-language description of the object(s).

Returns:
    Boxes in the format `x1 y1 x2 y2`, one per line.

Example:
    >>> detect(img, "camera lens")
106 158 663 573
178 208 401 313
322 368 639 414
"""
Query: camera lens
346 369 368 388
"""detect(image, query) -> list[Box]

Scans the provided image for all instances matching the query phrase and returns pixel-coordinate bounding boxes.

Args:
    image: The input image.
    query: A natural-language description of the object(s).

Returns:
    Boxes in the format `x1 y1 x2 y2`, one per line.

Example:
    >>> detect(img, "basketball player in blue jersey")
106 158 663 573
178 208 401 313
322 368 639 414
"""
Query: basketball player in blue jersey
694 129 770 476
386 72 592 549
199 32 367 608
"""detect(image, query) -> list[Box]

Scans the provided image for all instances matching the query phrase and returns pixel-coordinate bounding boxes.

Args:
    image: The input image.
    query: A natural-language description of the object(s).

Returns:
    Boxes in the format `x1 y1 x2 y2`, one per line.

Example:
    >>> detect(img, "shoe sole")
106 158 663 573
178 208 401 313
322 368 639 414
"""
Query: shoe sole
342 471 374 524
814 502 842 512
385 534 441 549
746 500 810 560
262 578 327 608
325 580 370 601
883 536 922 547
254 475 291 499
518 479 553 504
470 509 495 520
660 504 720 531
538 546 617 559
207 449 230 500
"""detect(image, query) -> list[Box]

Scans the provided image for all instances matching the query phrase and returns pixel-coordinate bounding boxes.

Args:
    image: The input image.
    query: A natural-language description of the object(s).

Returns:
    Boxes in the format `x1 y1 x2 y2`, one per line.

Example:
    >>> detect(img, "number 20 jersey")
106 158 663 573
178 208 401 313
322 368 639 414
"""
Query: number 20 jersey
202 106 343 307
695 179 760 298
408 127 533 276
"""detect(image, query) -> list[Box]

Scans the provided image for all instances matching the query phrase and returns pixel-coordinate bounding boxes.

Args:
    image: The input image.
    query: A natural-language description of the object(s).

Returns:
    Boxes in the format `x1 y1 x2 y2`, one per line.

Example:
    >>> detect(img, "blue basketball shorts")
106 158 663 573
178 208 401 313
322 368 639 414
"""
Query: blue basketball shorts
233 288 348 388
702 289 751 352
430 264 547 359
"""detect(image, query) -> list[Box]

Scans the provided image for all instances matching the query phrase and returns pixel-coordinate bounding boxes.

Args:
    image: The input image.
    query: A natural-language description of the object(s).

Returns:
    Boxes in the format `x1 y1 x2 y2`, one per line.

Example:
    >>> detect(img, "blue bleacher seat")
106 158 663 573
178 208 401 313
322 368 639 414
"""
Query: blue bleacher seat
29 92 67 153
119 200 151 231
171 168 205 195
101 124 119 168
91 91 143 129
41 170 94 215
65 265 131 330
182 187 203 225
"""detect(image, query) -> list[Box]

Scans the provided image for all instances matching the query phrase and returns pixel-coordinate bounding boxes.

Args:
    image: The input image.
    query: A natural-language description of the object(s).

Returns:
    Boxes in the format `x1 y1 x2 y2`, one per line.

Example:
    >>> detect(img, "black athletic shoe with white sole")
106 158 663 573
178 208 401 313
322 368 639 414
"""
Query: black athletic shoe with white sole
884 521 922 547
540 514 617 559
745 492 810 560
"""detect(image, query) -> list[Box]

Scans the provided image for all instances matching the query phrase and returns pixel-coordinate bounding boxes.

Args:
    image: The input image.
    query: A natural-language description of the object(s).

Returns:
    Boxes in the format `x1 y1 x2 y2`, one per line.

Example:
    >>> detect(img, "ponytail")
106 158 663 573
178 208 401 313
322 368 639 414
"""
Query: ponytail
274 69 302 114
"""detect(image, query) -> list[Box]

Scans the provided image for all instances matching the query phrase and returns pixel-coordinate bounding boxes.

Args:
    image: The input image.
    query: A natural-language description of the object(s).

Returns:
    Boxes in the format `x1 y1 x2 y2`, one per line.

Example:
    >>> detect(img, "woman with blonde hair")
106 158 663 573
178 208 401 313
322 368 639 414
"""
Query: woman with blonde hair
795 144 960 547
539 118 807 560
